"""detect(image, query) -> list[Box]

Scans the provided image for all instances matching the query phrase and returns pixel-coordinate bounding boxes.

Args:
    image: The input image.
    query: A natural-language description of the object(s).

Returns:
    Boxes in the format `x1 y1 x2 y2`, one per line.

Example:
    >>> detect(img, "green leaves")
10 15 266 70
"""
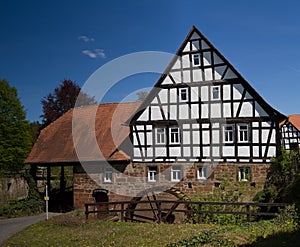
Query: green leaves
0 79 32 176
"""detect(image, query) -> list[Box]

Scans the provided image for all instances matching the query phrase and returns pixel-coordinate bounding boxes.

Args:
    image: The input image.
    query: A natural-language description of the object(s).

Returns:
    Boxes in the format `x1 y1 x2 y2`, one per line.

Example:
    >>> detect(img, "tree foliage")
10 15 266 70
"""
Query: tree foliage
40 79 97 128
136 91 148 102
254 149 300 208
0 79 32 176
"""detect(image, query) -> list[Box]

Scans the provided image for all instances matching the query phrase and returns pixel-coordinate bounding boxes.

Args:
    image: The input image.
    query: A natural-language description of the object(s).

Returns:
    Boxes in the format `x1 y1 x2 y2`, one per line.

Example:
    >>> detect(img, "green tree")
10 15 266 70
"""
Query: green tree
40 79 97 128
254 149 300 207
0 79 32 176
136 91 148 101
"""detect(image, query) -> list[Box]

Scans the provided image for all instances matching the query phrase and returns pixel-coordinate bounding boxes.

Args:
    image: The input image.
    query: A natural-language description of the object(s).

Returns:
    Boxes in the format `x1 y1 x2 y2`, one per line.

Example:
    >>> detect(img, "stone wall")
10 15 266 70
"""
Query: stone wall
0 177 29 206
73 162 270 210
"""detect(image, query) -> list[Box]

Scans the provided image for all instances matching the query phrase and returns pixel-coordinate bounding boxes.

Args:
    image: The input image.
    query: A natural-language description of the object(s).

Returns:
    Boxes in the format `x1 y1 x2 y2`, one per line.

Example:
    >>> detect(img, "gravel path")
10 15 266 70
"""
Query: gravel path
0 213 60 245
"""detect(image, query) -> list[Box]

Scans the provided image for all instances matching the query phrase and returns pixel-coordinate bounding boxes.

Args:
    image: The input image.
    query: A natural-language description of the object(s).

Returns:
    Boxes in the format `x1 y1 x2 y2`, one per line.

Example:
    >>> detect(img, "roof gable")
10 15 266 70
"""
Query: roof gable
130 25 285 124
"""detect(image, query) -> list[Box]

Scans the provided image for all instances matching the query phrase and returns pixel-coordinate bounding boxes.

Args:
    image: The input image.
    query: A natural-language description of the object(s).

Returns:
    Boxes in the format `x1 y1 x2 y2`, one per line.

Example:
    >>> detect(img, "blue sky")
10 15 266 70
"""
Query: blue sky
1 0 300 122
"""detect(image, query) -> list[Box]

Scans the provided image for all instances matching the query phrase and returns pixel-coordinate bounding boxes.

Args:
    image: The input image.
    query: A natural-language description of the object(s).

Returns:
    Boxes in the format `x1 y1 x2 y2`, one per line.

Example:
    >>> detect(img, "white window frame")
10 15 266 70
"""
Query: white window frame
197 166 207 180
155 127 165 144
193 53 200 66
148 166 157 182
238 124 249 143
179 88 188 102
171 166 182 182
238 167 250 182
104 168 113 183
223 124 234 143
169 126 180 144
211 86 220 100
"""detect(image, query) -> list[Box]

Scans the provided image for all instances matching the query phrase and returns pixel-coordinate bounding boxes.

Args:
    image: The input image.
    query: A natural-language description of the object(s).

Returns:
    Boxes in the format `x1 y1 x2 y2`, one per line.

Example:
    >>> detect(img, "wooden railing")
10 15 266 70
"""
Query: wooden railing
85 200 289 223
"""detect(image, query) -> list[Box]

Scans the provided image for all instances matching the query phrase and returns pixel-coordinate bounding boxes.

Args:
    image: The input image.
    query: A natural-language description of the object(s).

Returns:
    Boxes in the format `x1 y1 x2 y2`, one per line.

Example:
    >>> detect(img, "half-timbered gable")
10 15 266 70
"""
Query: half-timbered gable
130 26 285 163
280 115 300 151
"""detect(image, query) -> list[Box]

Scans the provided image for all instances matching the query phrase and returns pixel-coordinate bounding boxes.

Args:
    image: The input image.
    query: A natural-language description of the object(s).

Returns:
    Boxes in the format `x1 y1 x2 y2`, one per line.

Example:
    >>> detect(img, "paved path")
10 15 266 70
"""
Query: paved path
0 213 60 245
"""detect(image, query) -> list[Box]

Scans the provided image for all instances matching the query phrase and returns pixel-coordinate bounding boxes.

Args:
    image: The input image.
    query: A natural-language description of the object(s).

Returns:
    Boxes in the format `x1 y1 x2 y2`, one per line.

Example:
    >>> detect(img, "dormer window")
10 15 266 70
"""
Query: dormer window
179 88 188 102
193 54 200 66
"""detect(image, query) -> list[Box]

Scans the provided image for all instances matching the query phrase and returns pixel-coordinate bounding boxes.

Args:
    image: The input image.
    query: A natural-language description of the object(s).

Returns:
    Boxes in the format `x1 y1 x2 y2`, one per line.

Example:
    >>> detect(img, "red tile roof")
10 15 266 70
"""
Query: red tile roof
25 102 141 164
280 114 300 131
288 114 300 131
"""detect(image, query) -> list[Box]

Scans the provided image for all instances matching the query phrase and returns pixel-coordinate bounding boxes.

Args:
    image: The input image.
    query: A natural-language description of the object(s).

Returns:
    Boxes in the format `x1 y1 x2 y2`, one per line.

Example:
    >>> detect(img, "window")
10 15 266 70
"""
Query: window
238 124 249 143
179 88 188 102
156 128 165 144
169 127 180 144
223 125 234 143
193 54 200 66
212 86 220 100
197 166 207 180
148 166 157 182
171 166 182 182
238 167 250 182
104 168 112 183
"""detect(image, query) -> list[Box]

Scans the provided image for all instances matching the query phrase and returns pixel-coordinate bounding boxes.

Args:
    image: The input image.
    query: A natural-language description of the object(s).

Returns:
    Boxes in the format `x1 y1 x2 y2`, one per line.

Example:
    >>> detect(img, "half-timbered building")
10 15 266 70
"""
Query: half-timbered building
280 115 300 151
26 26 289 211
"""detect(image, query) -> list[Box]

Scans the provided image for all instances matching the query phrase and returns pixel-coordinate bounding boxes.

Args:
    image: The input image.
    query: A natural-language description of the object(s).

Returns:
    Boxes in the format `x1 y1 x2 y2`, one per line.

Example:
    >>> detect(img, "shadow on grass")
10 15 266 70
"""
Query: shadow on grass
241 228 300 247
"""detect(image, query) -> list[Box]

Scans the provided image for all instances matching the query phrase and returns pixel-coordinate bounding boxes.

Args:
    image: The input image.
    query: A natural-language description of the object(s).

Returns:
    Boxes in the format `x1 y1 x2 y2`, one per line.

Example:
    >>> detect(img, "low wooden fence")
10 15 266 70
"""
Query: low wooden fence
85 200 289 223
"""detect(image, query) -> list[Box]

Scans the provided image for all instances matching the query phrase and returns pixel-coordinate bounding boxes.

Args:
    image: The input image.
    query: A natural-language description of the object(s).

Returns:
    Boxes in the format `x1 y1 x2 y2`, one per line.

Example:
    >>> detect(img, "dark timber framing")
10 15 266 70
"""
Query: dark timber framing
129 26 286 164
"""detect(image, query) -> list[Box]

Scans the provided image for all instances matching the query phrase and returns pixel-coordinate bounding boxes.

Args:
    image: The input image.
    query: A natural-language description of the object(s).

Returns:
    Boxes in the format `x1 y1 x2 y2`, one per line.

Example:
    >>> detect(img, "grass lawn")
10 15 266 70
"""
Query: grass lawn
3 212 299 247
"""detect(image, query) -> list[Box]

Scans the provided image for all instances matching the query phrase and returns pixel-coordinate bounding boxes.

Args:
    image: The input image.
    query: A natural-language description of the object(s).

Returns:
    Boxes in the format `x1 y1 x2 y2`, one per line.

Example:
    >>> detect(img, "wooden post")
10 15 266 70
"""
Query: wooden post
85 204 89 222
198 203 202 224
157 202 162 224
121 202 124 222
246 204 250 222
47 166 51 193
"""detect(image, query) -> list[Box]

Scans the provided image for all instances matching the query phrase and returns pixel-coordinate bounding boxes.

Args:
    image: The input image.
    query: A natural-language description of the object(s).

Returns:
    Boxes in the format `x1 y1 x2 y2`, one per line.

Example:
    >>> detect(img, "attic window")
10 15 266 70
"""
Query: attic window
193 54 200 66
179 88 188 102
212 86 220 100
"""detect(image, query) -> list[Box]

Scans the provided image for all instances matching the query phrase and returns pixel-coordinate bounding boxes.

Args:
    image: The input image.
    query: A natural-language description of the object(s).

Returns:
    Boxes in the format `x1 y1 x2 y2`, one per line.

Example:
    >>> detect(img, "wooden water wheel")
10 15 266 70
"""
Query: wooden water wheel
125 188 192 223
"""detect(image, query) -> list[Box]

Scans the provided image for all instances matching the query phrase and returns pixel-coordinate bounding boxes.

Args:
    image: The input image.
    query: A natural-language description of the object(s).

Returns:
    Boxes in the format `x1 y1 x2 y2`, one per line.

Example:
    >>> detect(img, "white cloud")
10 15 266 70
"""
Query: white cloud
78 35 95 43
82 49 106 59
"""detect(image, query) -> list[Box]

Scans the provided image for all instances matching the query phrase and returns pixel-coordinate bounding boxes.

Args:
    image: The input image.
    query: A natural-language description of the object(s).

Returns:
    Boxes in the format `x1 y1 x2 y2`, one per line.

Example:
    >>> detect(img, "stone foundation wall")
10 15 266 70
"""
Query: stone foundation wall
0 177 29 206
73 162 270 210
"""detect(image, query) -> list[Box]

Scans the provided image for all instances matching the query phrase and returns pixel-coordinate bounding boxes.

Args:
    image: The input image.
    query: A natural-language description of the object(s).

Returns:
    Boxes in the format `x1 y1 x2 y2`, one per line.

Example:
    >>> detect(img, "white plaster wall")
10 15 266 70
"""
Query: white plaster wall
193 69 202 82
192 130 200 144
183 131 190 144
239 102 253 117
173 58 181 69
151 106 162 120
191 104 199 118
155 147 166 156
191 40 200 50
223 146 235 157
201 104 209 118
182 55 190 69
183 70 191 83
193 147 200 156
224 103 231 118
179 104 189 119
211 103 221 118
158 90 168 104
161 76 173 85
202 131 210 144
238 146 250 156
201 86 209 101
169 147 181 156
137 107 148 121
170 71 181 83
204 68 213 80
170 88 177 103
